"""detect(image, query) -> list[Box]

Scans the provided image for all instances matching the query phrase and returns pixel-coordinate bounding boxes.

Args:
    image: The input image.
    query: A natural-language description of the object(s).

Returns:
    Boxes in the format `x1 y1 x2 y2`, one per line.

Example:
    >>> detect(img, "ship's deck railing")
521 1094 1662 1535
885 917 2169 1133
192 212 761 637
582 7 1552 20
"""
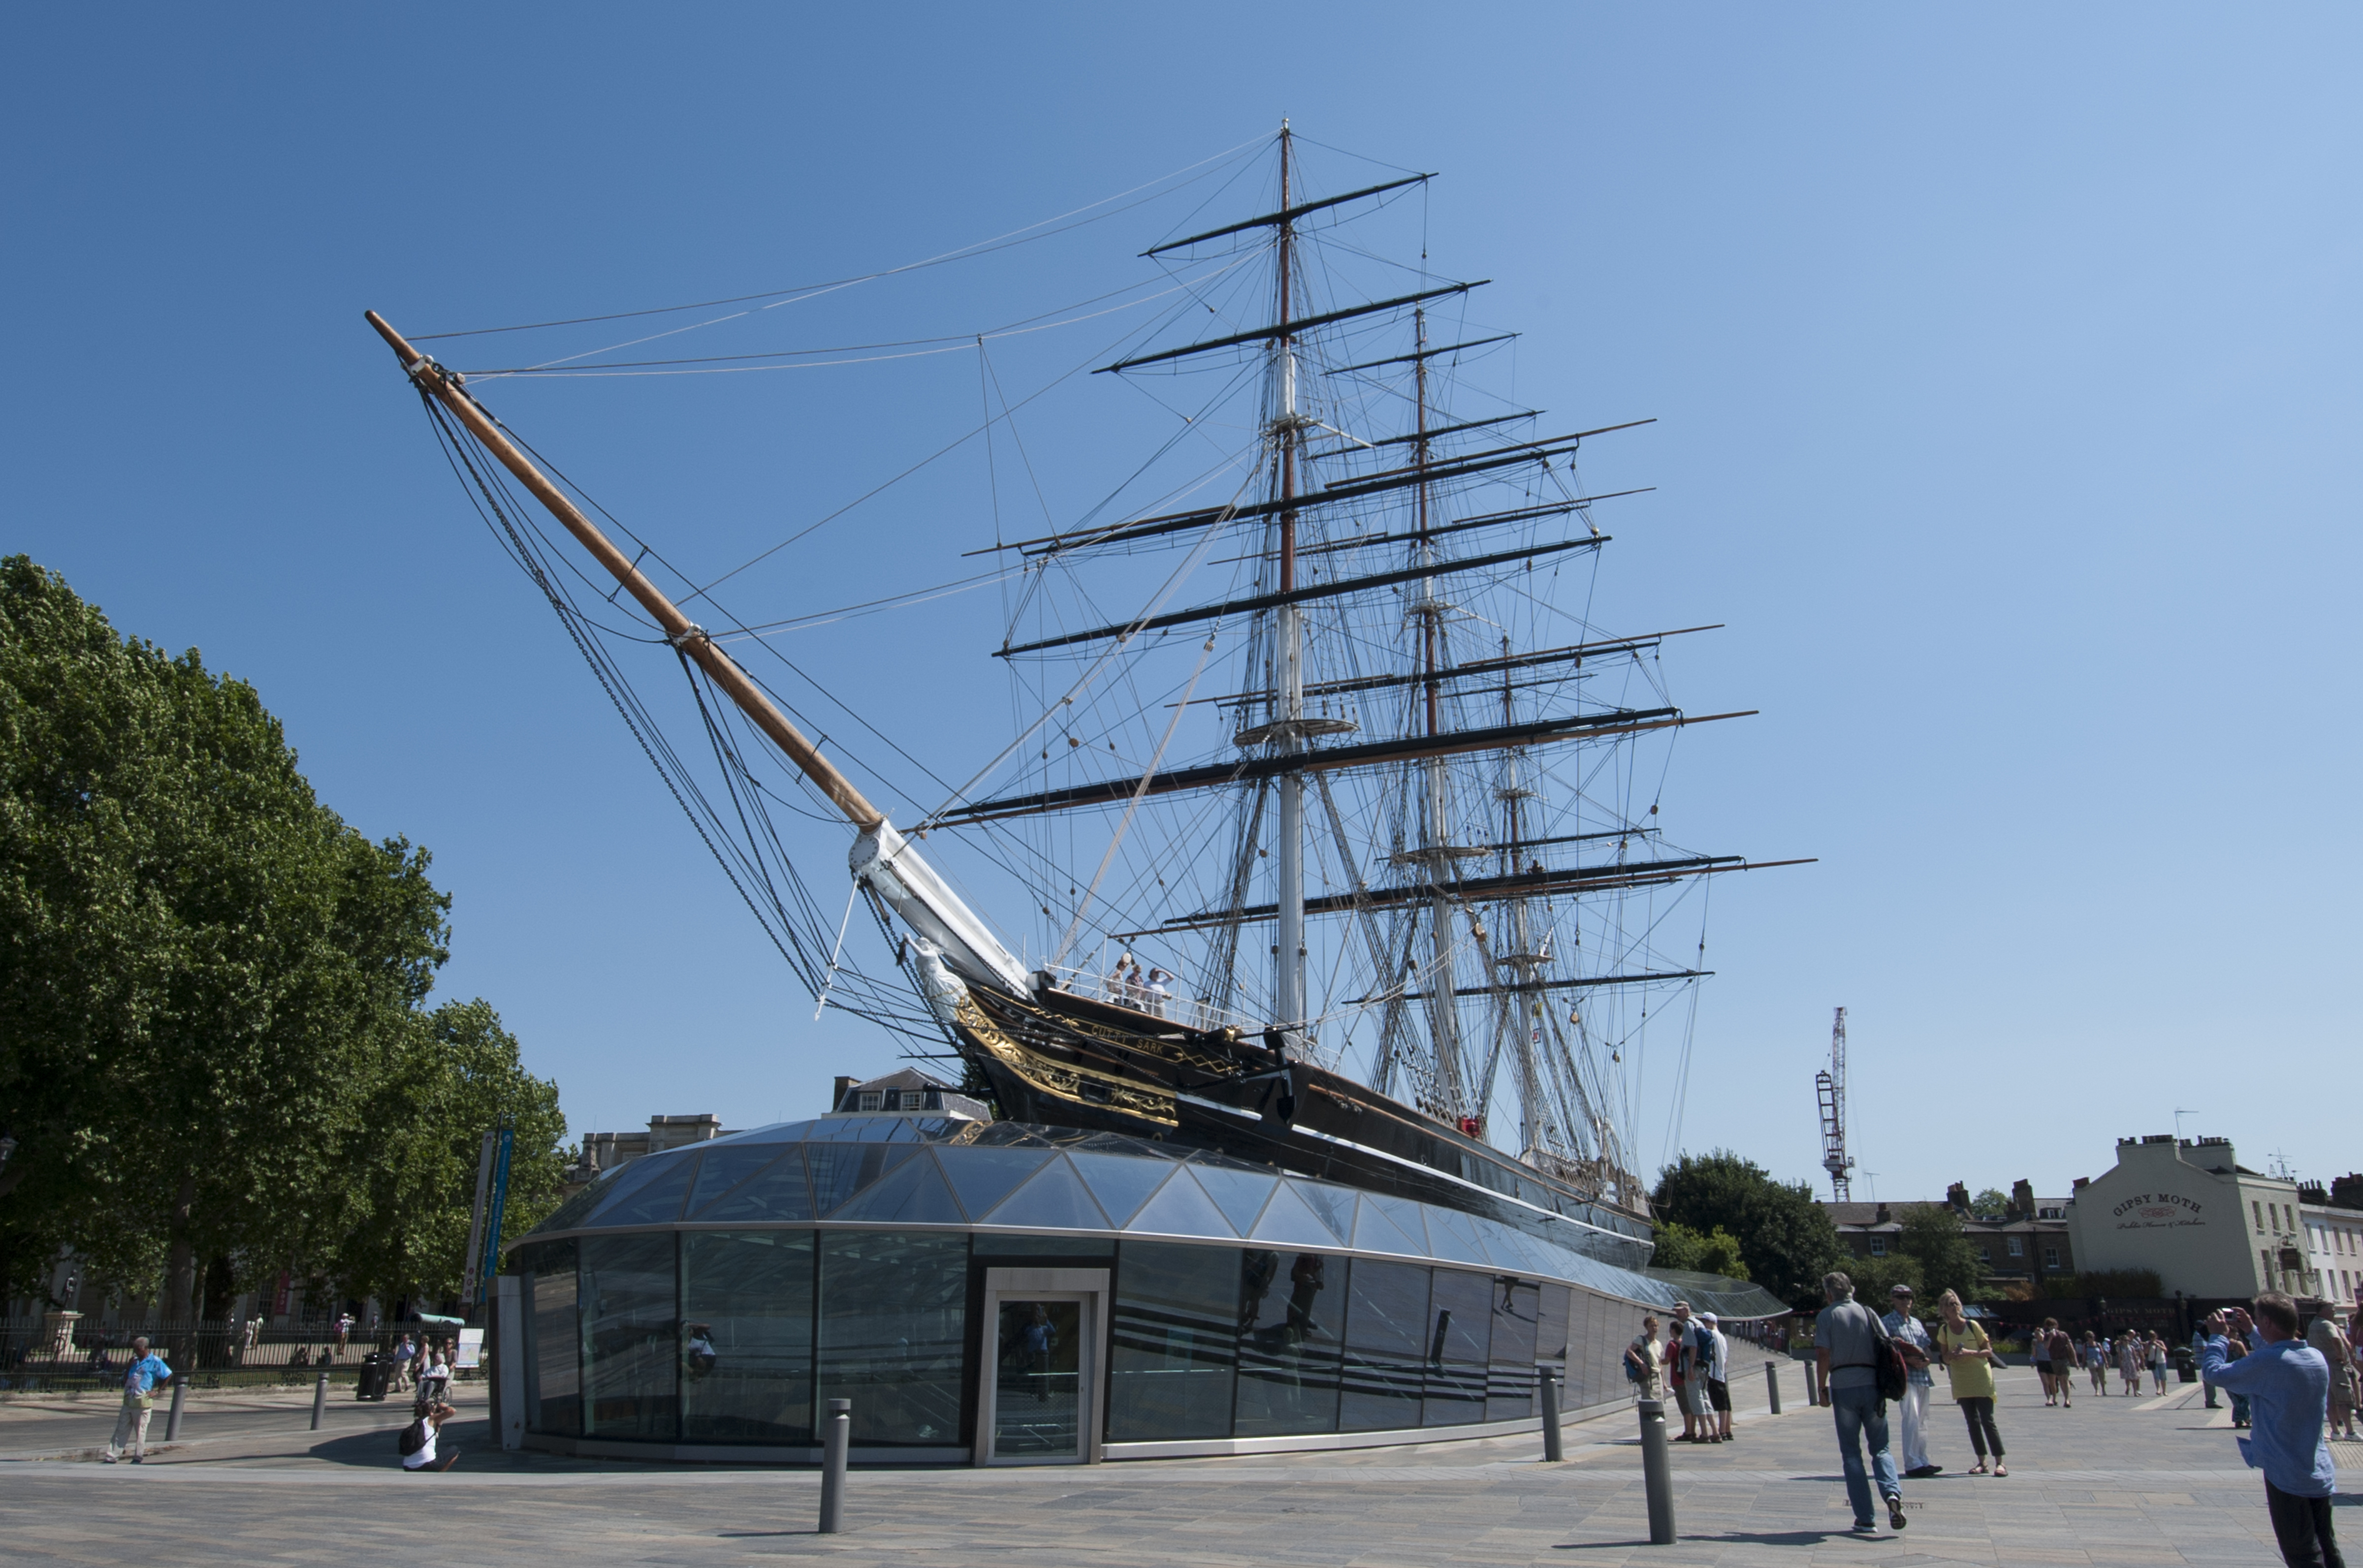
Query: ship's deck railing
1036 964 1257 1036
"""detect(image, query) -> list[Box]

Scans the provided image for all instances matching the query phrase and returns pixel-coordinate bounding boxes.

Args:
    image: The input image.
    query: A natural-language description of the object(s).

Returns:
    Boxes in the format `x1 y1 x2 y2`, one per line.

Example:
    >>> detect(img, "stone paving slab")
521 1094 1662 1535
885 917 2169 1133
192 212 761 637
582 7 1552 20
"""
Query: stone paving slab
0 1367 2348 1564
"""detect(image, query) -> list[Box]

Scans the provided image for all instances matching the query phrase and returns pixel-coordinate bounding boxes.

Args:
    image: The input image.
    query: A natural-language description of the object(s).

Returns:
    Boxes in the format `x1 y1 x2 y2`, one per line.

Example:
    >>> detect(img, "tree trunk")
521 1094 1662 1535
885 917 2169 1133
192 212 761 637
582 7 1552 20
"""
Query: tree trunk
161 1172 199 1368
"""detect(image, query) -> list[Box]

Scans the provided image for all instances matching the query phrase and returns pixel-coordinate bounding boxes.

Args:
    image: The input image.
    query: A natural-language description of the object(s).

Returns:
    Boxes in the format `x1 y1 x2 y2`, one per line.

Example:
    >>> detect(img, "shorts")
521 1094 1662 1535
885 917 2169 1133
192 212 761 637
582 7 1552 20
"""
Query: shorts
1707 1378 1731 1411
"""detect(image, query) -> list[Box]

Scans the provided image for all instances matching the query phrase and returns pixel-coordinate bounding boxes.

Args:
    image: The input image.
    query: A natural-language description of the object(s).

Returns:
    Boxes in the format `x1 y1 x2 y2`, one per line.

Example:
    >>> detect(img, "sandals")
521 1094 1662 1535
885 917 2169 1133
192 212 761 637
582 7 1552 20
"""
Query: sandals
1993 1463 2009 1477
1970 1462 1989 1475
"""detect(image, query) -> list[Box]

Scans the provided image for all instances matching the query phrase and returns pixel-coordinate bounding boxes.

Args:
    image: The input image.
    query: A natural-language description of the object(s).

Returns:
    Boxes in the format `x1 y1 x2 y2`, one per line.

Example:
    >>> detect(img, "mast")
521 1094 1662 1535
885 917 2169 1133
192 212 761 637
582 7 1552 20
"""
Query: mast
1271 122 1308 1036
1410 304 1468 1125
361 310 1031 1000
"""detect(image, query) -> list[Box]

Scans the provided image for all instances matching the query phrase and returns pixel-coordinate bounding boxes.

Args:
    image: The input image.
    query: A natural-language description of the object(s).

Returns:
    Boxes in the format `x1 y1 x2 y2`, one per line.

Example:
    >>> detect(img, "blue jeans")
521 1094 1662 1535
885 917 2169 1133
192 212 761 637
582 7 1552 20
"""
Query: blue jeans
1830 1383 1901 1527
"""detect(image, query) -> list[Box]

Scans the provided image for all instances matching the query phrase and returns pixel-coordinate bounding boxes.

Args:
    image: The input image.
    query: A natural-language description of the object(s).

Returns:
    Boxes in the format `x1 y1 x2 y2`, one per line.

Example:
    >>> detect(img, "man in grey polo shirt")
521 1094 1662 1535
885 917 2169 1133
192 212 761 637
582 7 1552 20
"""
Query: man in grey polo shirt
1816 1271 1907 1536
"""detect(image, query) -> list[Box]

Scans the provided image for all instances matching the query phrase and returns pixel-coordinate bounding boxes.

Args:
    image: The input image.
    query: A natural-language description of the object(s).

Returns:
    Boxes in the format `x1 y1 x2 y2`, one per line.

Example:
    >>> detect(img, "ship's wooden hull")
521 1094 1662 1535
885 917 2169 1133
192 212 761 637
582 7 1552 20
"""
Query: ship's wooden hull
953 982 1653 1268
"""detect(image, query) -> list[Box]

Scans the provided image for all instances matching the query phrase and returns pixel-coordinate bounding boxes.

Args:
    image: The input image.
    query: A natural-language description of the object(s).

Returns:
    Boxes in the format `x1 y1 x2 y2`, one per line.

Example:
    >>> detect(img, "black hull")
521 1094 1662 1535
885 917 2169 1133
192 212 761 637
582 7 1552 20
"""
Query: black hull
951 983 1652 1270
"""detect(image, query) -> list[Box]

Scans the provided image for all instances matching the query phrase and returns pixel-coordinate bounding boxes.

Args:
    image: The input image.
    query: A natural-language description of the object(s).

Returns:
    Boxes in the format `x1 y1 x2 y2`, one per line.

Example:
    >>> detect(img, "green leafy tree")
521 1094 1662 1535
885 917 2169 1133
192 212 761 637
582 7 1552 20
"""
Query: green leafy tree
1896 1202 1989 1304
1969 1187 2012 1220
0 558 495 1332
1652 1150 1847 1309
330 998 569 1311
1843 1252 1925 1304
1652 1221 1753 1281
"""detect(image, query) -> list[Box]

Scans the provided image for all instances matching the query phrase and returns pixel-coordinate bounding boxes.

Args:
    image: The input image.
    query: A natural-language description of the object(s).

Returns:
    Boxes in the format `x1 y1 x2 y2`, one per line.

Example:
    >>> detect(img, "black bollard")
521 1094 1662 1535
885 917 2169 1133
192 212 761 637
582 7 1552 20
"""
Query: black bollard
165 1376 188 1442
1636 1397 1677 1545
1539 1367 1564 1463
818 1398 851 1535
1764 1359 1782 1416
310 1368 329 1432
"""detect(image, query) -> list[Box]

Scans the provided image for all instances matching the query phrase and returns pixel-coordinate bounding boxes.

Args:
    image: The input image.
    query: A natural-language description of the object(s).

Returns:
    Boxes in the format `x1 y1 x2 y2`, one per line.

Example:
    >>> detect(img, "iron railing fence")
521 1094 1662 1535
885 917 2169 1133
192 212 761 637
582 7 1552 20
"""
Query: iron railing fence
0 1317 478 1394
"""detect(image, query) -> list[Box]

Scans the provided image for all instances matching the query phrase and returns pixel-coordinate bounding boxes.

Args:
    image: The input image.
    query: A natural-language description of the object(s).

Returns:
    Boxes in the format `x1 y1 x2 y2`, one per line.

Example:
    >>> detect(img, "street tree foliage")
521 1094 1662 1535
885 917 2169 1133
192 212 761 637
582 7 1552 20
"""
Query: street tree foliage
1652 1150 1847 1310
1650 1221 1752 1281
1969 1187 2012 1220
0 557 565 1317
1895 1202 1991 1304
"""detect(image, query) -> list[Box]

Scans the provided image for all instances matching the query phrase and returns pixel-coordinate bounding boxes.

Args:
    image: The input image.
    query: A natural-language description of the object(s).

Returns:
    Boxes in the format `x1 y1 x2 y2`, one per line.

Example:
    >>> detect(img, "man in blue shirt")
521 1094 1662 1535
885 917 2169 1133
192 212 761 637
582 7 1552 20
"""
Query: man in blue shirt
1882 1284 1942 1478
2199 1293 2340 1568
103 1336 173 1464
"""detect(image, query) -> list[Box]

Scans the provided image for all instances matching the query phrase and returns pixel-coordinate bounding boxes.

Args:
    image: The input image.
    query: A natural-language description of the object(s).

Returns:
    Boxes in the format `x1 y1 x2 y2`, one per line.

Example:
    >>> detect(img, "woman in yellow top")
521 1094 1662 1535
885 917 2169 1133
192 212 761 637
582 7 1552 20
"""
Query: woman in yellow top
1934 1290 2007 1476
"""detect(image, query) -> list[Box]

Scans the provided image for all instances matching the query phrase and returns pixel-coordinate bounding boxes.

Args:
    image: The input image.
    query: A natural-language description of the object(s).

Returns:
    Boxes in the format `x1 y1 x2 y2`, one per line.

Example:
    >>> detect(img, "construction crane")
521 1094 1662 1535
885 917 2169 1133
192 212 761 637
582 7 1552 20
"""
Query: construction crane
1815 1006 1855 1201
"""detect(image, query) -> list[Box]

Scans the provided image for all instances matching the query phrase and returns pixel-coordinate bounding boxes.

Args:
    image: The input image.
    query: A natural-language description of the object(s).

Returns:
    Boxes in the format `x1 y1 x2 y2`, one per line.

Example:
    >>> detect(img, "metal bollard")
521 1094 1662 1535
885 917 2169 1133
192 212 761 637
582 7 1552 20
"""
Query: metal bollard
310 1369 329 1431
1764 1359 1782 1416
1636 1397 1677 1545
1539 1367 1564 1463
165 1377 188 1442
1804 1358 1821 1407
818 1398 851 1535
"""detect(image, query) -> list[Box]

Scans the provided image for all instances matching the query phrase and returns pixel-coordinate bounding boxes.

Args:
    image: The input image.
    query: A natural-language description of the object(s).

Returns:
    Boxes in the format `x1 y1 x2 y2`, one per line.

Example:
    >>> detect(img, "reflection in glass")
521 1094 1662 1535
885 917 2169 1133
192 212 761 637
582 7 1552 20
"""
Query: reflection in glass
520 1239 579 1436
1109 1240 1237 1440
685 1142 792 1218
1340 1259 1428 1431
582 1232 678 1440
1486 1277 1541 1421
589 1152 699 1227
680 1231 814 1443
992 1300 1082 1458
816 1231 968 1445
1423 1267 1492 1427
1235 1250 1342 1437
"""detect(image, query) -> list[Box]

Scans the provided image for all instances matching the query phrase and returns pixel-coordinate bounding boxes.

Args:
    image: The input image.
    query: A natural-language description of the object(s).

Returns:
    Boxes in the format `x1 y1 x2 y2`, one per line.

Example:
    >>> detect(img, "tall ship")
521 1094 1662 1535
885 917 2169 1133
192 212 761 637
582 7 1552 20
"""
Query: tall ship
370 127 1801 1275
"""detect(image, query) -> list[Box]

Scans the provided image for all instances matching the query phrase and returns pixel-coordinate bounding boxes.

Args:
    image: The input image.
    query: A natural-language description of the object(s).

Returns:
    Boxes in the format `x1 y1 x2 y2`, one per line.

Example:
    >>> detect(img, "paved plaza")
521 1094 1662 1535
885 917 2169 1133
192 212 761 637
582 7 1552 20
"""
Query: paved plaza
4 1366 2356 1565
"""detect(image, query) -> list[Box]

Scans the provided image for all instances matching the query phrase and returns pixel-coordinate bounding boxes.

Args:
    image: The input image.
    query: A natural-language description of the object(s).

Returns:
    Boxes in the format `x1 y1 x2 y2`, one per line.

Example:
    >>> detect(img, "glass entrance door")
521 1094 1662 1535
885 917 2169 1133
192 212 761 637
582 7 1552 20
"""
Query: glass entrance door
992 1299 1083 1459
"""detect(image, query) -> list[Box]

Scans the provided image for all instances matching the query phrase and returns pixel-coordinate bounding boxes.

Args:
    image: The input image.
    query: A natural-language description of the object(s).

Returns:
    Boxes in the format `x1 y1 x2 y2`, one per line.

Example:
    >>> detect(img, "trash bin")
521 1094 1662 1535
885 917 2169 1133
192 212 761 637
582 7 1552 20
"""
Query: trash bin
2173 1347 2198 1384
355 1352 391 1402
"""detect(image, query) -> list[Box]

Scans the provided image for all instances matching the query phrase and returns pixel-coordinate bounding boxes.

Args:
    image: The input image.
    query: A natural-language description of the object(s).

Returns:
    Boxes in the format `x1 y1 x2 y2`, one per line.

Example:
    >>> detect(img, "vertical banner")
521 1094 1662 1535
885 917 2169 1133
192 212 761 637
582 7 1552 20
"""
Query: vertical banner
476 1123 515 1308
459 1130 498 1307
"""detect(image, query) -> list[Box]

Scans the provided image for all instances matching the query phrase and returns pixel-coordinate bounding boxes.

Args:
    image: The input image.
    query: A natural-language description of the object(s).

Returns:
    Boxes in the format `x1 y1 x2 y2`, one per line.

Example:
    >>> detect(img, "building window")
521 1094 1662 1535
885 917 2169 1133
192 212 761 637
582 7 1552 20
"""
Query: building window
1978 1246 1991 1263
2044 1247 2061 1270
2007 1237 2024 1258
1869 1237 1887 1257
2253 1200 2264 1230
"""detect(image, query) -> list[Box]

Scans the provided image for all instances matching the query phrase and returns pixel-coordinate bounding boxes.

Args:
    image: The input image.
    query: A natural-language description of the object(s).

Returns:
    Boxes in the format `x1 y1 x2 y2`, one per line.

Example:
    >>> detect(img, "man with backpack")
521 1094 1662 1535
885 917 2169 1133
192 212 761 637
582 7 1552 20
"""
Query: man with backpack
1816 1271 1909 1536
399 1400 460 1473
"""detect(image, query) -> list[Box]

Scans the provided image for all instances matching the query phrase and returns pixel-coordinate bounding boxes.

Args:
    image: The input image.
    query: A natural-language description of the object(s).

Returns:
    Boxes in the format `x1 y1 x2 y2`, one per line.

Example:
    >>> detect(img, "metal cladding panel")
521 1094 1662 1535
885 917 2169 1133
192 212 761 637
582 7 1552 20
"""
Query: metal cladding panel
827 1151 965 1224
937 1146 1053 1220
1069 1150 1177 1227
1125 1167 1238 1239
984 1156 1113 1231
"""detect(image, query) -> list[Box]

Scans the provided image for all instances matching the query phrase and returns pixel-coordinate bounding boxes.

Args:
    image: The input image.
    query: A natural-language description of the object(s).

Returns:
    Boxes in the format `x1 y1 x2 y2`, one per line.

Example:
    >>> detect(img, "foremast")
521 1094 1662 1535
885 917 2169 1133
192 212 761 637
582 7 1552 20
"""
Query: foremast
362 310 1031 1005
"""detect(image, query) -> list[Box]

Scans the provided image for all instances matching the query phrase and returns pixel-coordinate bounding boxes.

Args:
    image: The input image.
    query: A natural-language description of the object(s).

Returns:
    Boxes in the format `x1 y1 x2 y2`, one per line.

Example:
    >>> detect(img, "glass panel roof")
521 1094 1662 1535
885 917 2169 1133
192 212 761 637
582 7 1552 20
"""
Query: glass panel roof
829 1151 965 1224
1248 1182 1341 1248
982 1157 1110 1231
686 1142 785 1216
1126 1167 1237 1238
695 1148 815 1223
586 1151 698 1227
1068 1150 1174 1226
805 1142 916 1215
938 1146 1053 1219
1192 1165 1278 1234
515 1114 1787 1317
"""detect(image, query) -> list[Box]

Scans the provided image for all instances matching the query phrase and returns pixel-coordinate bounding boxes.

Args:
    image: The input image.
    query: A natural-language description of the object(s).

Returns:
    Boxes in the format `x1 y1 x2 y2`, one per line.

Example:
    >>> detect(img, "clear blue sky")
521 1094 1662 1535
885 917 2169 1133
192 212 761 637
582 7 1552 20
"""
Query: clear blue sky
7 5 2357 1205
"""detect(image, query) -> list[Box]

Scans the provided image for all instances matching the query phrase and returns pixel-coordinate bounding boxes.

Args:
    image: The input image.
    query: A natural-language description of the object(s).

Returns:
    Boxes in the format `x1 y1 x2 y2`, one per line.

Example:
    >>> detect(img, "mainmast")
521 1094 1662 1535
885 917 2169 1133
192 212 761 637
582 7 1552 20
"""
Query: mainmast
1271 122 1308 1037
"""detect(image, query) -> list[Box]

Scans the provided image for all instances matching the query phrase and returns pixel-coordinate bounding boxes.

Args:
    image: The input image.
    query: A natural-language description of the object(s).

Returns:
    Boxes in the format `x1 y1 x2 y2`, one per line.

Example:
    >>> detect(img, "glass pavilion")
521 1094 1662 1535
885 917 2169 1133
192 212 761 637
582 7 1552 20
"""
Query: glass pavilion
504 1113 1783 1464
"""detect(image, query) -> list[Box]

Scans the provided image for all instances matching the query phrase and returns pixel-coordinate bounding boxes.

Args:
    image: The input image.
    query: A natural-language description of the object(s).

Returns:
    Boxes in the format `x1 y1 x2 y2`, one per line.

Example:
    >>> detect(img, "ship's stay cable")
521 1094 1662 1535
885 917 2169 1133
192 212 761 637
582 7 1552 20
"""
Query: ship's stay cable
413 132 1271 342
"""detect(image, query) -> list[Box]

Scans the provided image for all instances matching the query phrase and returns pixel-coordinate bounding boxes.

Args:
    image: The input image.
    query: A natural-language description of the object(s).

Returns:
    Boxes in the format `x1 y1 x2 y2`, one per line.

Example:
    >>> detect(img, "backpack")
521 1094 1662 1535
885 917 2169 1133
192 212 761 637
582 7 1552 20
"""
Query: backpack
1864 1307 1910 1404
397 1418 429 1457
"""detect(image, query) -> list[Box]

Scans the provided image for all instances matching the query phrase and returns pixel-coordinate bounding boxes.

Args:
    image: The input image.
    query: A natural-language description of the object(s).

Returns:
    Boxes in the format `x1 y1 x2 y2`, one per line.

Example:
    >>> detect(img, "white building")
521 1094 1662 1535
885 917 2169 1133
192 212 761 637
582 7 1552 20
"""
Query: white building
2299 1185 2363 1308
2065 1134 2309 1301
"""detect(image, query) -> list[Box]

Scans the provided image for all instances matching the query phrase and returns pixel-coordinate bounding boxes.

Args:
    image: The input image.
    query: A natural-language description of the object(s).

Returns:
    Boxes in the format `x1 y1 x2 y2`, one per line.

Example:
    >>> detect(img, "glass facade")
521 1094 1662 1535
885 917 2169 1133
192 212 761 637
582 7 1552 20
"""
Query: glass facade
508 1115 1784 1456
